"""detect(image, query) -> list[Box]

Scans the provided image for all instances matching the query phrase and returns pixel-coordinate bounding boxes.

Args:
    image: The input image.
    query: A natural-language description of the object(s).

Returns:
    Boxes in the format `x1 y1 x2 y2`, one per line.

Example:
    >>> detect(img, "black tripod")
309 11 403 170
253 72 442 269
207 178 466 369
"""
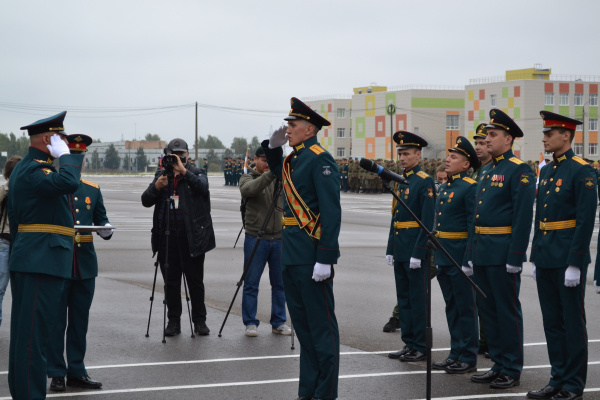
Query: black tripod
218 177 294 348
382 179 486 400
145 168 195 342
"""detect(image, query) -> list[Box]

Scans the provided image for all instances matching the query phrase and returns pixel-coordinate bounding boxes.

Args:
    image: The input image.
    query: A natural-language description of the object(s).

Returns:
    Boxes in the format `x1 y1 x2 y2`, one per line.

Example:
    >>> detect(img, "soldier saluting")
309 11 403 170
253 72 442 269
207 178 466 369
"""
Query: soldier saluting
527 112 597 400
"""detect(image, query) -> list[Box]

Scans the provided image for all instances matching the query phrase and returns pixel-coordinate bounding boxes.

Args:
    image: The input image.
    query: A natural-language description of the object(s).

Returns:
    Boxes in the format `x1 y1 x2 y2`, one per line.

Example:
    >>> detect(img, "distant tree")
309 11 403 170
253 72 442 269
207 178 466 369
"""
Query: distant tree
230 137 248 156
136 147 148 172
249 136 261 152
206 148 219 168
145 133 161 141
91 149 101 170
194 136 207 149
123 153 131 172
104 143 121 170
205 135 225 149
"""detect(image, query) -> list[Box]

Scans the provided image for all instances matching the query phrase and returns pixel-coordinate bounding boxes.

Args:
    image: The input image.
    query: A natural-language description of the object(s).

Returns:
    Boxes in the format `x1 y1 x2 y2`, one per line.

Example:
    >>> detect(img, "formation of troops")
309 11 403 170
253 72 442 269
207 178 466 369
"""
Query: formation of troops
223 156 244 186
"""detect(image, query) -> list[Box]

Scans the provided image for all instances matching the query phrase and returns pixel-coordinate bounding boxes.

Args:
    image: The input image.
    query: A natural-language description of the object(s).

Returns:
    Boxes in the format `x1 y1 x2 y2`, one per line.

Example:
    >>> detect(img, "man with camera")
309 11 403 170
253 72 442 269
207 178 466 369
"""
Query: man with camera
142 138 215 337
239 146 291 337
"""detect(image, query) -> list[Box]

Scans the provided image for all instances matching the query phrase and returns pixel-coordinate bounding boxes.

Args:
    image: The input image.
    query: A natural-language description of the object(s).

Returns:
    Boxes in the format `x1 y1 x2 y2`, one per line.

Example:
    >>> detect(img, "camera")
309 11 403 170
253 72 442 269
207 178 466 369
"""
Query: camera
161 154 186 168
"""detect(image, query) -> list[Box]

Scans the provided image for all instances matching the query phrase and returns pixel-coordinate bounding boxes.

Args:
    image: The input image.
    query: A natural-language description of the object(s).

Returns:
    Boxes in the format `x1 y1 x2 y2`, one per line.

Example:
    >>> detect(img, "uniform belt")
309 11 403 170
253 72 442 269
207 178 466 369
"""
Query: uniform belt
282 217 299 226
539 219 576 231
18 224 75 237
75 233 93 243
474 226 512 234
394 221 419 229
435 231 468 239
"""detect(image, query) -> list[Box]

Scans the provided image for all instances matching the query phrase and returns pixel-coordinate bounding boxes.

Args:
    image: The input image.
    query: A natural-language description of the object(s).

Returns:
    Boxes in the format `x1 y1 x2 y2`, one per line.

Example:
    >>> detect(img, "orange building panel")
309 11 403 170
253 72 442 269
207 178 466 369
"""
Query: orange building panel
545 83 554 93
395 114 407 131
559 83 569 93
575 84 584 94
365 137 376 159
591 84 598 94
514 86 521 97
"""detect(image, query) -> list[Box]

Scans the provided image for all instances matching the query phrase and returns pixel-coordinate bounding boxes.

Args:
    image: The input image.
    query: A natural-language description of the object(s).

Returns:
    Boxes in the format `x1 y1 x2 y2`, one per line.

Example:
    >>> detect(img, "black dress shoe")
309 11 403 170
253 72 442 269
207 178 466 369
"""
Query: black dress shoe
66 375 102 389
445 361 477 374
388 346 410 359
550 389 583 400
295 397 311 400
164 321 181 336
527 385 561 399
49 377 66 392
400 349 426 362
432 358 455 370
484 352 491 359
490 373 520 389
383 317 400 332
470 369 500 383
194 321 210 335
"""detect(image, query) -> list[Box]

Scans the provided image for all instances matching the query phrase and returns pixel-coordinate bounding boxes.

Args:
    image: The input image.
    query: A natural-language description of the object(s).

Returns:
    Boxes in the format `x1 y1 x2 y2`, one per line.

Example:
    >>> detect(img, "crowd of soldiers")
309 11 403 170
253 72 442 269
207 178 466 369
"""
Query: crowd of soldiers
223 156 244 186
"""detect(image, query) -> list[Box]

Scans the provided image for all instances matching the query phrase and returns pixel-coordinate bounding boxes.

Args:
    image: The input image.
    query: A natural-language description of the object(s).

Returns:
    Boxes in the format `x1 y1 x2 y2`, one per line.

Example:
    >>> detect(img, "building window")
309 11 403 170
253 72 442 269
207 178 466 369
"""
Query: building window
446 115 459 130
574 93 584 106
490 94 497 107
336 128 346 138
544 92 554 105
559 93 569 106
590 118 598 131
337 108 346 118
590 93 598 106
589 143 598 156
573 143 583 155
336 147 345 158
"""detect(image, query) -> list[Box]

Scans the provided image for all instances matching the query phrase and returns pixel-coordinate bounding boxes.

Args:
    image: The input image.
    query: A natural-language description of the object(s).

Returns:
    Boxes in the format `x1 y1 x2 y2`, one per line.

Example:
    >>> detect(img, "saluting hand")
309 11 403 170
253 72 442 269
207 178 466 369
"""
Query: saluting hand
269 129 287 149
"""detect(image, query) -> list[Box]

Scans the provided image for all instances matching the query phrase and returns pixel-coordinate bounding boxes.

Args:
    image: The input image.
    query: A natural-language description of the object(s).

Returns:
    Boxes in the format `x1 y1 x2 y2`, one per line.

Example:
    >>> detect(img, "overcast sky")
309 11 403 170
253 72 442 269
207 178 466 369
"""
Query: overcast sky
1 0 598 151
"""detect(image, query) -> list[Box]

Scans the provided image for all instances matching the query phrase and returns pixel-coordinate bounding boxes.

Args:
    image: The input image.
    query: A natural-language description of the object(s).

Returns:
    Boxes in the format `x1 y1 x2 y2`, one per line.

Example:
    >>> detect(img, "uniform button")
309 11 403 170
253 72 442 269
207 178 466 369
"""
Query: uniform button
438 212 442 215
546 191 549 194
476 214 479 218
486 175 490 178
544 204 547 208
482 188 486 192
478 201 482 204
544 231 547 235
74 197 78 201
437 223 441 226
443 192 447 195
76 209 79 213
550 178 554 182
395 232 398 235
440 201 444 204
544 218 547 222
76 220 80 224
294 156 297 159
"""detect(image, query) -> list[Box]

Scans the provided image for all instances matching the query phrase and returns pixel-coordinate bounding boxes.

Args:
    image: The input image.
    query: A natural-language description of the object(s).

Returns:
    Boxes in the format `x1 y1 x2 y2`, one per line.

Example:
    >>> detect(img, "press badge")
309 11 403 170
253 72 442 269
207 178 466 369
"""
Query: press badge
171 195 179 209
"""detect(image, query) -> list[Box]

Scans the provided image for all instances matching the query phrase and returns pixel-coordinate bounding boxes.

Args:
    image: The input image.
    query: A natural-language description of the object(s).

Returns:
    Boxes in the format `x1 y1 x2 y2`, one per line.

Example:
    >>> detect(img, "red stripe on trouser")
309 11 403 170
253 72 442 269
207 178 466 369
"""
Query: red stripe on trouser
27 276 41 400
323 285 337 399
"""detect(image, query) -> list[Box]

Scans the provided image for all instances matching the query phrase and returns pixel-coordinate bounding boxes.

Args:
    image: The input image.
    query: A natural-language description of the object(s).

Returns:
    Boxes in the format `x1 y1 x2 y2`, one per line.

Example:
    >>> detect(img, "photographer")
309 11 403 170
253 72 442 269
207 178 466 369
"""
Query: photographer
141 138 215 336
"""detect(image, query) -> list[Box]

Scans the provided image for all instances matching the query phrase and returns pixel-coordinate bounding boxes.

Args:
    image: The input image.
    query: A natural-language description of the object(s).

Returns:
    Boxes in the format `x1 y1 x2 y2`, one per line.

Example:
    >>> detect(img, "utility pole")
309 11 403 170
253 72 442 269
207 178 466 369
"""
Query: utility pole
582 105 586 159
387 104 396 160
195 102 199 161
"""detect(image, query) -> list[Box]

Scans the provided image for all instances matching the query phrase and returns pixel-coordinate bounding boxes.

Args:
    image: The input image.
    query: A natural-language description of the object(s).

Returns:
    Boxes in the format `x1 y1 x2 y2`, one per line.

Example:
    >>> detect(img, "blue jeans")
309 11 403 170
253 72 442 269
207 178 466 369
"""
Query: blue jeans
0 239 10 327
242 234 286 328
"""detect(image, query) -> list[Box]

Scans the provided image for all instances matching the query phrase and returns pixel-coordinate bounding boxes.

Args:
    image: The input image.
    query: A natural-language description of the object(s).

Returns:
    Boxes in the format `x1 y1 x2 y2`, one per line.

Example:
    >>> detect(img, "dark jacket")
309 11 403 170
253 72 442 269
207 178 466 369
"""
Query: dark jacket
141 164 215 258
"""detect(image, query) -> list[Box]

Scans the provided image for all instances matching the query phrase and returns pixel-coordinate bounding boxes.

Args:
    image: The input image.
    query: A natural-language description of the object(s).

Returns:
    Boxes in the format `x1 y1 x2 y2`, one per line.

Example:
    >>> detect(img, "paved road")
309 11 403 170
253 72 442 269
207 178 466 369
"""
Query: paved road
1 174 600 399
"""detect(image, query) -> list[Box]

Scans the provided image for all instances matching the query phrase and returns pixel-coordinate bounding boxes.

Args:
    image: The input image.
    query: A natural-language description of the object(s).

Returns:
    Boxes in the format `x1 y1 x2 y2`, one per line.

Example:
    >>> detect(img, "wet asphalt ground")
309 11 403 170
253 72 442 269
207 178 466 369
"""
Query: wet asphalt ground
1 174 600 399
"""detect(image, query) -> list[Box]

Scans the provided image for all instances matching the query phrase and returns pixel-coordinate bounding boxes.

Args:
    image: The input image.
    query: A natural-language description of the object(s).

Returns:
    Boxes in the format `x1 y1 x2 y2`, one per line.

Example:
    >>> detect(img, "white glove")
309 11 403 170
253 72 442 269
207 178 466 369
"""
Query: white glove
531 263 536 281
386 255 394 266
594 280 600 294
506 264 522 273
409 257 421 269
564 266 580 287
46 134 70 158
462 266 473 276
269 129 287 149
312 262 331 282
97 222 113 238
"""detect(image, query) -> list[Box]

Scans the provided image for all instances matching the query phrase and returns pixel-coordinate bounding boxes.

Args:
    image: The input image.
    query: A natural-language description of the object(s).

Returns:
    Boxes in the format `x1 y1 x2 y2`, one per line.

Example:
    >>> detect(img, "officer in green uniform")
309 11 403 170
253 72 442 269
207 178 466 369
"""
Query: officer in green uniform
470 123 492 356
432 137 480 374
385 131 436 362
202 158 208 175
262 97 340 400
527 112 596 400
223 158 229 185
468 109 535 389
7 111 84 400
340 158 348 192
47 134 114 392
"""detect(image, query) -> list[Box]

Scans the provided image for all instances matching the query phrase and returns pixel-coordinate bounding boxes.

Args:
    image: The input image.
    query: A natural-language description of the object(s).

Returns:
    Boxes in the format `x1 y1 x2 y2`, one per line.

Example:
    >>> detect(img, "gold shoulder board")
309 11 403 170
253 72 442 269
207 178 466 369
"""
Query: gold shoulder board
462 177 476 184
417 171 429 179
572 156 587 165
309 144 324 155
509 157 524 165
81 179 99 189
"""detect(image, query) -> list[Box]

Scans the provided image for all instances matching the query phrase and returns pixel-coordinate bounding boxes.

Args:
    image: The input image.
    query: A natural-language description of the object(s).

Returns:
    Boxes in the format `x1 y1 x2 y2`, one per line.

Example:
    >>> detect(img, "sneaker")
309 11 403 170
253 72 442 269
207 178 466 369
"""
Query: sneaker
383 317 400 332
164 321 181 336
194 321 210 336
245 324 258 337
272 324 292 335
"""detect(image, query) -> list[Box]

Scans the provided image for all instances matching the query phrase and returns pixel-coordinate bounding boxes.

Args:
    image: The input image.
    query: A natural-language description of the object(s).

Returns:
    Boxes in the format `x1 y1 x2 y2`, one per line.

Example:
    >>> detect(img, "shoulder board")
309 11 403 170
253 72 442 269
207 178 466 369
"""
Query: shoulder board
33 158 50 164
572 156 587 165
416 171 429 179
81 179 99 189
309 144 325 155
509 157 524 165
462 177 476 184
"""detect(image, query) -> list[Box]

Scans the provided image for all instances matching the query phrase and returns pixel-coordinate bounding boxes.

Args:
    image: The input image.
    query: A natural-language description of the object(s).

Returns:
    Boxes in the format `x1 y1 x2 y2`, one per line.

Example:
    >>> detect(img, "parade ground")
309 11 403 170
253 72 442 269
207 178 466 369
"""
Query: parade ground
1 174 600 400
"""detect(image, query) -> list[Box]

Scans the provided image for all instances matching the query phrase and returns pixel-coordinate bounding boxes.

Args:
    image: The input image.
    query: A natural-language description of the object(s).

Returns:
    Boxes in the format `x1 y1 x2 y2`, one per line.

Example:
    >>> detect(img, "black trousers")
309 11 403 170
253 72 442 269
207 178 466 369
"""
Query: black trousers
159 238 206 324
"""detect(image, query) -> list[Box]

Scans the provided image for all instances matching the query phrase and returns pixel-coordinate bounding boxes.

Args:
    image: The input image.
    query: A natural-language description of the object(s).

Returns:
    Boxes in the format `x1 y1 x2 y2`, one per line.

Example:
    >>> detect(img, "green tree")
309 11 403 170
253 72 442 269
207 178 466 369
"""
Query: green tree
136 147 148 172
91 149 101 170
104 143 121 170
249 136 261 152
123 153 131 172
145 133 161 141
205 135 225 149
230 137 248 156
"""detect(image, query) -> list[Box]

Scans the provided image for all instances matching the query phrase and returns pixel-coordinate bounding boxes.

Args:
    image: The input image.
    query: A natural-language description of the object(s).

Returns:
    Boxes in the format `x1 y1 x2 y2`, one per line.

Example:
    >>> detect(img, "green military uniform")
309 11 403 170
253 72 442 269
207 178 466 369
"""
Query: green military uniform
530 112 596 397
223 159 230 185
340 159 348 192
470 109 535 383
47 134 112 388
386 131 435 358
434 137 480 370
264 97 340 400
8 112 83 399
202 159 208 175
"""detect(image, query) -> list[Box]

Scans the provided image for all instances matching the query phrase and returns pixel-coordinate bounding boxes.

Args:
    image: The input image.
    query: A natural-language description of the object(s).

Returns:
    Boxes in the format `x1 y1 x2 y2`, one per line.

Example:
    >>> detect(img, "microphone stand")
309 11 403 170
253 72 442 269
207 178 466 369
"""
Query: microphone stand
381 179 486 400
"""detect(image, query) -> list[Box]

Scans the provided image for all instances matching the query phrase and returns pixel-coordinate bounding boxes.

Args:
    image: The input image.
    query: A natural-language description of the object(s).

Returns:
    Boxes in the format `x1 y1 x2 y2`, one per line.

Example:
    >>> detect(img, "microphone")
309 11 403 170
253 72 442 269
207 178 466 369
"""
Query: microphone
359 158 409 185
